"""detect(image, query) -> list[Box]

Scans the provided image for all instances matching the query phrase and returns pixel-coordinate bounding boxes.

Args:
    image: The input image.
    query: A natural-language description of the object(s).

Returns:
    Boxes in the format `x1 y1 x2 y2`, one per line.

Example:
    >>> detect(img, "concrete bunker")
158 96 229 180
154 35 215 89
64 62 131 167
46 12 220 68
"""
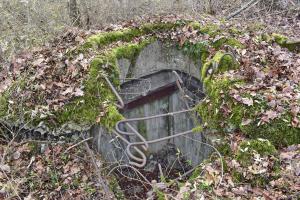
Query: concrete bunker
92 41 214 170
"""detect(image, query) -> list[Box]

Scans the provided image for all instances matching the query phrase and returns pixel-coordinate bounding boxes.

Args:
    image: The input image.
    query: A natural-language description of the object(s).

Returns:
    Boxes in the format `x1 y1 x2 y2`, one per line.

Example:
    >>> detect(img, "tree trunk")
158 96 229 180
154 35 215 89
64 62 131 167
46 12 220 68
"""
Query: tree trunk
80 0 91 29
69 0 81 27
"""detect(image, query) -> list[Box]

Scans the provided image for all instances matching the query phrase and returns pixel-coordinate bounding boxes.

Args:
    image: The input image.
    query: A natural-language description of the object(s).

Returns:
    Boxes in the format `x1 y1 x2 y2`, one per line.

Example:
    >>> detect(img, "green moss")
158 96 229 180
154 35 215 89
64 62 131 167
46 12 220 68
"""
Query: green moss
272 33 288 45
232 170 244 183
240 115 300 147
217 143 232 157
228 27 243 35
109 176 125 200
83 22 179 50
283 41 300 52
84 29 139 49
201 51 239 82
247 22 265 32
101 105 123 130
192 125 204 133
156 189 166 200
0 95 8 118
261 33 272 43
236 139 277 166
188 21 201 30
189 167 202 181
198 78 300 146
199 24 220 37
197 48 299 146
196 77 243 131
261 33 300 53
181 41 209 65
212 37 244 49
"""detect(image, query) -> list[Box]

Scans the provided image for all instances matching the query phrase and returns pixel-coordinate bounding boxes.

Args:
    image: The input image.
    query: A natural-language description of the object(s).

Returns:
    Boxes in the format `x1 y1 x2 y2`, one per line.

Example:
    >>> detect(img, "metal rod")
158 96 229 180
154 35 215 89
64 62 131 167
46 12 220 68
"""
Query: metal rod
103 76 125 109
173 70 190 109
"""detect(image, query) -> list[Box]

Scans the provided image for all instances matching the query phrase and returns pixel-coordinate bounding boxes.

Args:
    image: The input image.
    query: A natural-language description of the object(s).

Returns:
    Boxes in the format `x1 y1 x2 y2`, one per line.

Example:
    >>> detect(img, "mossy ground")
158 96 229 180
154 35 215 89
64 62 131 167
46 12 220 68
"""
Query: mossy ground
236 139 277 166
196 43 300 146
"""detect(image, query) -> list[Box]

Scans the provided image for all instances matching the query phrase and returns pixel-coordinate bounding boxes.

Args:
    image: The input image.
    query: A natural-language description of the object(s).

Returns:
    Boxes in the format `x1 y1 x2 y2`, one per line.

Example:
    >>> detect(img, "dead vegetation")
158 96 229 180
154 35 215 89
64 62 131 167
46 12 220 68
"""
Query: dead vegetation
0 0 298 64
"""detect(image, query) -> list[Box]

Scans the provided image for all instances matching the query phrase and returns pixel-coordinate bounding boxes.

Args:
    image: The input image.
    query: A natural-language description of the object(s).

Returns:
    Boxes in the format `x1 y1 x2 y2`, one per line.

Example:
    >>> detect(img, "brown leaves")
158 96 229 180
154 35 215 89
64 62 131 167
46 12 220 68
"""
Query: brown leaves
261 110 279 123
0 27 93 116
241 97 253 106
227 34 300 128
0 142 105 199
231 90 254 106
172 135 300 200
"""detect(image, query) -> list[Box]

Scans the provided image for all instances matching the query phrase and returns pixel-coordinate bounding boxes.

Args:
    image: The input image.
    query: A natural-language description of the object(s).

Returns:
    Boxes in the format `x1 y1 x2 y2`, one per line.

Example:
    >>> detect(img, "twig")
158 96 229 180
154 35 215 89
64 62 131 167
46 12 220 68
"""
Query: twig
63 137 93 154
1 169 22 200
158 163 164 180
226 0 261 20
83 137 115 199
115 168 150 188
108 164 151 185
1 120 33 164
175 167 204 181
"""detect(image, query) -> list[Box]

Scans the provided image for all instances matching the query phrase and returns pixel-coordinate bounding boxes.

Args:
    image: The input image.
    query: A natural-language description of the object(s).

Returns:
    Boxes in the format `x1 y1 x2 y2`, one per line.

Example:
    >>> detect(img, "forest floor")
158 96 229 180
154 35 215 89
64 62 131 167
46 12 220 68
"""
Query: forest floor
1 8 300 200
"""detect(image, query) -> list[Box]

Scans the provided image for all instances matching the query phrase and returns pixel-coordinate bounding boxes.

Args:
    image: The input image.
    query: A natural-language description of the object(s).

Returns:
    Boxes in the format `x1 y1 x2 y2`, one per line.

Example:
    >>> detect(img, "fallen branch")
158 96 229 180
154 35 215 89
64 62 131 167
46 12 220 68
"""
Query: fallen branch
63 137 93 154
108 164 151 185
83 137 115 199
226 0 261 20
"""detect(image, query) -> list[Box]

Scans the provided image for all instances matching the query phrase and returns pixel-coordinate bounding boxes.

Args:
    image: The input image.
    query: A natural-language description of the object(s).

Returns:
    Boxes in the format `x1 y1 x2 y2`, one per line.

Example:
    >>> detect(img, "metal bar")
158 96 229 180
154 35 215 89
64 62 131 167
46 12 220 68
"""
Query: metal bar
103 76 125 109
173 70 190 109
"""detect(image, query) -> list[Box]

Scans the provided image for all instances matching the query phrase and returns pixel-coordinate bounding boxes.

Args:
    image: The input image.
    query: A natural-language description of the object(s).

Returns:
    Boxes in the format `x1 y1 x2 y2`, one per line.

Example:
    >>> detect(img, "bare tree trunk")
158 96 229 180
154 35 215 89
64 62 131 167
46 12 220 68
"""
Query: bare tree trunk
80 0 91 29
0 47 4 64
68 0 81 27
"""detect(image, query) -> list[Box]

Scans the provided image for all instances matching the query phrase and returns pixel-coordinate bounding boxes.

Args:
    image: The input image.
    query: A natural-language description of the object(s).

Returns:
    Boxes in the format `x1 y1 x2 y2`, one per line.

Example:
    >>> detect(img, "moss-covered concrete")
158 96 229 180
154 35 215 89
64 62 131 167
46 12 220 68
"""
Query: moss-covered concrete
52 20 231 129
181 41 209 65
0 20 201 130
201 51 239 85
199 23 220 37
83 22 180 50
212 37 244 49
262 33 300 53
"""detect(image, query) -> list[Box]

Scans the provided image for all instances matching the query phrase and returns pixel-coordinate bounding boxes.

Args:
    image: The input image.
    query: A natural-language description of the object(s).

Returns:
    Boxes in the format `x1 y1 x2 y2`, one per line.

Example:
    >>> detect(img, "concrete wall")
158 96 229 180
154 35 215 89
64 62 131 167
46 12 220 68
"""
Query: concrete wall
118 40 202 80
